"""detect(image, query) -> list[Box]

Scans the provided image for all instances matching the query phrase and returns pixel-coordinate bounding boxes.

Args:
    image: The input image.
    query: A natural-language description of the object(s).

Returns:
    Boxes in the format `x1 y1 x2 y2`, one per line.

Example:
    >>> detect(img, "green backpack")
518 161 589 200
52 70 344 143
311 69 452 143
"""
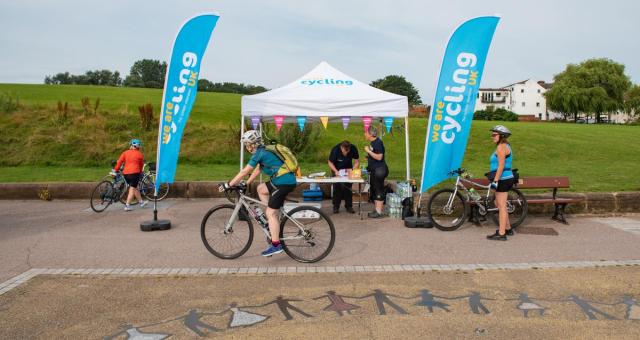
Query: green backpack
265 144 299 178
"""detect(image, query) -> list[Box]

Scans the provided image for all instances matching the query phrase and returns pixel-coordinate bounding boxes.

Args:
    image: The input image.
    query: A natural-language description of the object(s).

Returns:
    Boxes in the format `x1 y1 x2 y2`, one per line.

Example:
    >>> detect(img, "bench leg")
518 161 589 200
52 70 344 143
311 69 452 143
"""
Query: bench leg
552 203 569 225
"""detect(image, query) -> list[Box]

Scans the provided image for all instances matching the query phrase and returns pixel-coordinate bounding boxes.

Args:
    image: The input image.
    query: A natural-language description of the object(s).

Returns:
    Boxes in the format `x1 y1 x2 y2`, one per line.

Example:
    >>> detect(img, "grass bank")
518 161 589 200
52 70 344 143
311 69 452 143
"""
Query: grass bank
1 84 638 192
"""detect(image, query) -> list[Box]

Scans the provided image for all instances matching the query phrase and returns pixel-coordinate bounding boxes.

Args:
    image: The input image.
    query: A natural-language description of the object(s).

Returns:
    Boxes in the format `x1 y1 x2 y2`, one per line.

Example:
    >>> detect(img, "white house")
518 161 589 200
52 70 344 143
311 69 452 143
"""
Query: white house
475 79 561 121
475 79 635 123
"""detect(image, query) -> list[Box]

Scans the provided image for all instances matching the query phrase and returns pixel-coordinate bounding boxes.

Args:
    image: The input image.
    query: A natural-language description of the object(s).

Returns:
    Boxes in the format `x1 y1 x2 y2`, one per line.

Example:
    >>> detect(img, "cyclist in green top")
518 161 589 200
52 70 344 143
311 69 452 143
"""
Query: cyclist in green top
219 130 297 257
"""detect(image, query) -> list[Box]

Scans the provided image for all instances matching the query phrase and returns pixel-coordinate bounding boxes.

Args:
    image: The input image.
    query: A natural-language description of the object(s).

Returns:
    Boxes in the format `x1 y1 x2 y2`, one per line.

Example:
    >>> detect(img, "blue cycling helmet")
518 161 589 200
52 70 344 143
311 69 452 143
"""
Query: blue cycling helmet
130 139 142 148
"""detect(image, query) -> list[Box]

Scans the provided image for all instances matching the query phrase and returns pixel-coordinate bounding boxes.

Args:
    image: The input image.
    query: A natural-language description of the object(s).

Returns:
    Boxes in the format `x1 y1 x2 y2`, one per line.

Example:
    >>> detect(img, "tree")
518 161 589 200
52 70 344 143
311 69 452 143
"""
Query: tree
370 75 422 105
624 84 640 117
197 79 268 94
44 70 121 86
124 59 167 88
545 58 631 123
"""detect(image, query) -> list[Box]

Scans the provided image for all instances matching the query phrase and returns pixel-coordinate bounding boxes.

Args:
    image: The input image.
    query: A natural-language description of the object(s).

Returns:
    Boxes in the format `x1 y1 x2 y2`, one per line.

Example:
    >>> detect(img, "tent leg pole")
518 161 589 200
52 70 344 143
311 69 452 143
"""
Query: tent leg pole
240 116 245 171
405 116 410 181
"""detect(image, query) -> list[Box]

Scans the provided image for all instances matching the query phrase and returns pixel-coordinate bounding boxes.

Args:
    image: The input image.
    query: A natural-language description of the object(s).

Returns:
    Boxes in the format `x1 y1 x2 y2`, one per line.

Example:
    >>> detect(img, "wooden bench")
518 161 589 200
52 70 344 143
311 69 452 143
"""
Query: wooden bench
469 176 583 224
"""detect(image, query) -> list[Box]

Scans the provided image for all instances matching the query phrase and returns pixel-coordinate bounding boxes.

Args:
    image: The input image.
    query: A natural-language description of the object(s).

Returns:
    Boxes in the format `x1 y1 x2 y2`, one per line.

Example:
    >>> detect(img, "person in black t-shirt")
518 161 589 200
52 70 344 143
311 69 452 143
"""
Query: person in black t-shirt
328 140 360 213
364 126 388 218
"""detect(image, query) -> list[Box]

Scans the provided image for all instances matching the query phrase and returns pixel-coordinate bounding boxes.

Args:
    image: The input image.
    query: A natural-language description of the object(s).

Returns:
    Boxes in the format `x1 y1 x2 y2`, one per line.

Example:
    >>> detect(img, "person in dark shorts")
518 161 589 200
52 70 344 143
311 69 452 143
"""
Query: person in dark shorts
363 126 388 218
486 125 515 241
114 139 147 211
328 140 360 214
219 130 297 257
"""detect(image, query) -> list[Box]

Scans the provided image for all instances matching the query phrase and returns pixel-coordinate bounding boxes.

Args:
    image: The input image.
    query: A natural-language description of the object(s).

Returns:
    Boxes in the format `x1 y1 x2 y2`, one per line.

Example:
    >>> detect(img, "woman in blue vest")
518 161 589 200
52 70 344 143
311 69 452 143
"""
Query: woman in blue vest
487 125 515 241
219 130 297 256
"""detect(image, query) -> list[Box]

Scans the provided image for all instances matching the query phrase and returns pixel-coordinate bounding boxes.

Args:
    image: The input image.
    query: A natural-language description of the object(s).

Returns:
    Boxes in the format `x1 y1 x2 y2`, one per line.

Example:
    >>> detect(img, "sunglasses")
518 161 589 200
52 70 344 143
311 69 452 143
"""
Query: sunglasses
491 133 499 137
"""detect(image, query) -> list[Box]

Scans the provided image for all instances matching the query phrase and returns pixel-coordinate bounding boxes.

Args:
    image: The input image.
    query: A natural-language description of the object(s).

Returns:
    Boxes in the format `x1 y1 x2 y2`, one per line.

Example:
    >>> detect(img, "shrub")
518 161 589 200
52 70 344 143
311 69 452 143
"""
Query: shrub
263 122 322 158
0 92 20 113
138 103 154 130
474 108 519 121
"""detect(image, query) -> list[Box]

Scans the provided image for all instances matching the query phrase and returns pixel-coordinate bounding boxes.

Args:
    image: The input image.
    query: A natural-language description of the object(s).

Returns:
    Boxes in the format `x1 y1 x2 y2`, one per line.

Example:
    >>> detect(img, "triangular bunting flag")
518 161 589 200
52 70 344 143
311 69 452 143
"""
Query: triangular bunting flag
274 115 285 132
297 116 306 132
363 116 372 133
383 117 394 133
320 116 329 129
251 116 260 130
342 117 350 130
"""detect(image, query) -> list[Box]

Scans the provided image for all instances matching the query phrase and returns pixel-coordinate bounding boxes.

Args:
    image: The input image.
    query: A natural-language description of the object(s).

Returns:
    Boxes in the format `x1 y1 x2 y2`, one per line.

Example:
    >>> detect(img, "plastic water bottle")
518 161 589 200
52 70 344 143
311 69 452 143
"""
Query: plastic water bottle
254 207 268 229
469 188 481 201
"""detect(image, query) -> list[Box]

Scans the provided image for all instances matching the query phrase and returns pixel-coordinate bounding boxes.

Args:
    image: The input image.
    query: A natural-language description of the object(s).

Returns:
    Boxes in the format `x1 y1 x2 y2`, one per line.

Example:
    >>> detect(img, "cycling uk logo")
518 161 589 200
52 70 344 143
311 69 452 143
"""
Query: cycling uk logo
300 78 354 86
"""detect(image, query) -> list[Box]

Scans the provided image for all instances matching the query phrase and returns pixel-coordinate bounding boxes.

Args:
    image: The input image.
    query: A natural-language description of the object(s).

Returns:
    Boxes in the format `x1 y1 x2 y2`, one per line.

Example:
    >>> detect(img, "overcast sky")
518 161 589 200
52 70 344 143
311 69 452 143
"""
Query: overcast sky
1 0 639 103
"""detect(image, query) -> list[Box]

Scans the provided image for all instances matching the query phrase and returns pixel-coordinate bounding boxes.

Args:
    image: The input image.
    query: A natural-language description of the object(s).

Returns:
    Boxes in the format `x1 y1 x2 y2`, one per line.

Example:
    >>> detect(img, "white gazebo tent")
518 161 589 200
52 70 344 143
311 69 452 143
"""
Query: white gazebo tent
240 61 411 180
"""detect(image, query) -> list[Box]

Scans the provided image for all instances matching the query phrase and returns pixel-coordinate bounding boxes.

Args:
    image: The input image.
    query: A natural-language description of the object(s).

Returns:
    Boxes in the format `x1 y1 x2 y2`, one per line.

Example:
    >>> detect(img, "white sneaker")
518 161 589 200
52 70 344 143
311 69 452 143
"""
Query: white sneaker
124 204 132 211
140 200 149 208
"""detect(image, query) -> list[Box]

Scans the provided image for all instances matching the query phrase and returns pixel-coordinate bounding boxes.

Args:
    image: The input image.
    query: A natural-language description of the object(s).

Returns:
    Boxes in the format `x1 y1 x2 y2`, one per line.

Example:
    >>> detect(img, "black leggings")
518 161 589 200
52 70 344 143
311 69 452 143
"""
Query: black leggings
370 165 389 202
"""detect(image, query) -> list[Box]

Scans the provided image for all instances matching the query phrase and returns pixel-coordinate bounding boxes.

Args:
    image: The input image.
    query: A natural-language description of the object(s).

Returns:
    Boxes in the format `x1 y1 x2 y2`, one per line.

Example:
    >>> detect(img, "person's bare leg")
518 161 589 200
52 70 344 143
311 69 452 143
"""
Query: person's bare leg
257 183 269 205
375 200 384 214
266 207 280 243
126 187 135 205
134 187 143 202
495 192 508 235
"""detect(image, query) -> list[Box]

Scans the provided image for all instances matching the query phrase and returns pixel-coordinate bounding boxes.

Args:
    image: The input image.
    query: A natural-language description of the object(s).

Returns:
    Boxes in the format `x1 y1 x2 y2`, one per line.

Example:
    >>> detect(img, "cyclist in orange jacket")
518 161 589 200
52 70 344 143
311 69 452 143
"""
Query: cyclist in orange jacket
114 139 148 211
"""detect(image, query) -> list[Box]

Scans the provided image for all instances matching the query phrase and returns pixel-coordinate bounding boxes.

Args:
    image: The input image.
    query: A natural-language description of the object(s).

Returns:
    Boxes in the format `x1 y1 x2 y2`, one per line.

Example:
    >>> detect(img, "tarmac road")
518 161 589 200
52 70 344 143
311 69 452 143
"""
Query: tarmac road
1 199 640 282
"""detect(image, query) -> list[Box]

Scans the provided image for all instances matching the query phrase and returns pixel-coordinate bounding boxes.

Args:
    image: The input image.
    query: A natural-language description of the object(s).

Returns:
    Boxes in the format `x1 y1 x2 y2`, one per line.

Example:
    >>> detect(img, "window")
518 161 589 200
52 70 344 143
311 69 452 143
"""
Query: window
496 92 501 97
536 102 540 107
521 89 524 93
522 102 526 107
538 113 542 119
537 89 541 93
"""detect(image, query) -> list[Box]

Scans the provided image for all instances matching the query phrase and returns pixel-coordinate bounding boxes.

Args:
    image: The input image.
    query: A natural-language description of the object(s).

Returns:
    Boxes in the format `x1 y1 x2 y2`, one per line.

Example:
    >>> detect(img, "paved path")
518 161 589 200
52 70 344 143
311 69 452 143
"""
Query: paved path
1 267 639 339
1 199 640 283
2 199 640 338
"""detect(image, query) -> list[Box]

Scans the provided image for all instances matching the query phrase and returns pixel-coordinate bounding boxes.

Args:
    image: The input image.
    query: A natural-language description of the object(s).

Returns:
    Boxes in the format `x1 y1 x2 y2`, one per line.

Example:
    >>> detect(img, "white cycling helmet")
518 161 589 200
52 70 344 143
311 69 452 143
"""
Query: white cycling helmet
490 125 511 137
241 130 262 145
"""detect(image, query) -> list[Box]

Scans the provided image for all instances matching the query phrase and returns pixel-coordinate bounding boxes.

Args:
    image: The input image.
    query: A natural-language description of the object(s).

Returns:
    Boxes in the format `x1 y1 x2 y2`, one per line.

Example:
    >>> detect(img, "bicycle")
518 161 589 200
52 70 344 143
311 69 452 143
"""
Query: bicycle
426 168 528 231
200 183 336 263
89 162 170 213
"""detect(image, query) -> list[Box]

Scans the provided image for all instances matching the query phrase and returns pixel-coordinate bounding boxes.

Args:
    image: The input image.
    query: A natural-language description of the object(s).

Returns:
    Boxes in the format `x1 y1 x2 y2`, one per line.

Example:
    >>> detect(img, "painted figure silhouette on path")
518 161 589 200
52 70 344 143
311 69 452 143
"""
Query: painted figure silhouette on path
225 302 269 328
565 295 617 320
103 324 170 340
357 289 409 315
313 291 361 316
177 309 221 336
414 289 451 313
512 293 546 318
451 291 494 315
259 296 313 320
617 295 640 320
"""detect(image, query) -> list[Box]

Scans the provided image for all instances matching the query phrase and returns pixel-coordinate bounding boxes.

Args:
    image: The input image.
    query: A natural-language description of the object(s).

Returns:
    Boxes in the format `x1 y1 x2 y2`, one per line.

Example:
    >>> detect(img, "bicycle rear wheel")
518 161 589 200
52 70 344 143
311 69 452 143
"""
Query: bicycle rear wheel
201 204 254 259
427 189 468 231
142 173 170 201
279 206 335 263
490 188 528 229
90 180 114 213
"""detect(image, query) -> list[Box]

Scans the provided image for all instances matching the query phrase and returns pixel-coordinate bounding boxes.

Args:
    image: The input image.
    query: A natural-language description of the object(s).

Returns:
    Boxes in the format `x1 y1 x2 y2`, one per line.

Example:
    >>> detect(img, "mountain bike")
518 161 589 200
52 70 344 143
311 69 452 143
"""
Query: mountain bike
89 162 169 212
426 168 528 231
201 183 335 263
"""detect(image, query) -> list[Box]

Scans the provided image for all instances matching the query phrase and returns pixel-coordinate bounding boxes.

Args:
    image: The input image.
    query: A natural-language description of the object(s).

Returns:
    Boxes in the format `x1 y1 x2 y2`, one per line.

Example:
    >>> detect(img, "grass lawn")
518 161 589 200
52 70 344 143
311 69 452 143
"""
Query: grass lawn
1 84 639 192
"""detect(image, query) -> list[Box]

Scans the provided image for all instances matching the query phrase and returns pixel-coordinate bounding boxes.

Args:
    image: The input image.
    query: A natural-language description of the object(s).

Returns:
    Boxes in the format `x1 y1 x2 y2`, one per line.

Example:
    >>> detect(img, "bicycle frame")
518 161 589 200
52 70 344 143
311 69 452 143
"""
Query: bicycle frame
224 191 309 242
449 175 500 215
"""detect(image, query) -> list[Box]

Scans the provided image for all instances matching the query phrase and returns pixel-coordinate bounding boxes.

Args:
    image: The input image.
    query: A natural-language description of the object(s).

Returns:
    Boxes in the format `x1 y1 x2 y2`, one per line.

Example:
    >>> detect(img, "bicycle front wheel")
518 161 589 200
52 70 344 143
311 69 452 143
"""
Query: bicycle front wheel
90 180 114 213
427 189 468 231
490 188 528 229
280 206 335 263
201 204 254 259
